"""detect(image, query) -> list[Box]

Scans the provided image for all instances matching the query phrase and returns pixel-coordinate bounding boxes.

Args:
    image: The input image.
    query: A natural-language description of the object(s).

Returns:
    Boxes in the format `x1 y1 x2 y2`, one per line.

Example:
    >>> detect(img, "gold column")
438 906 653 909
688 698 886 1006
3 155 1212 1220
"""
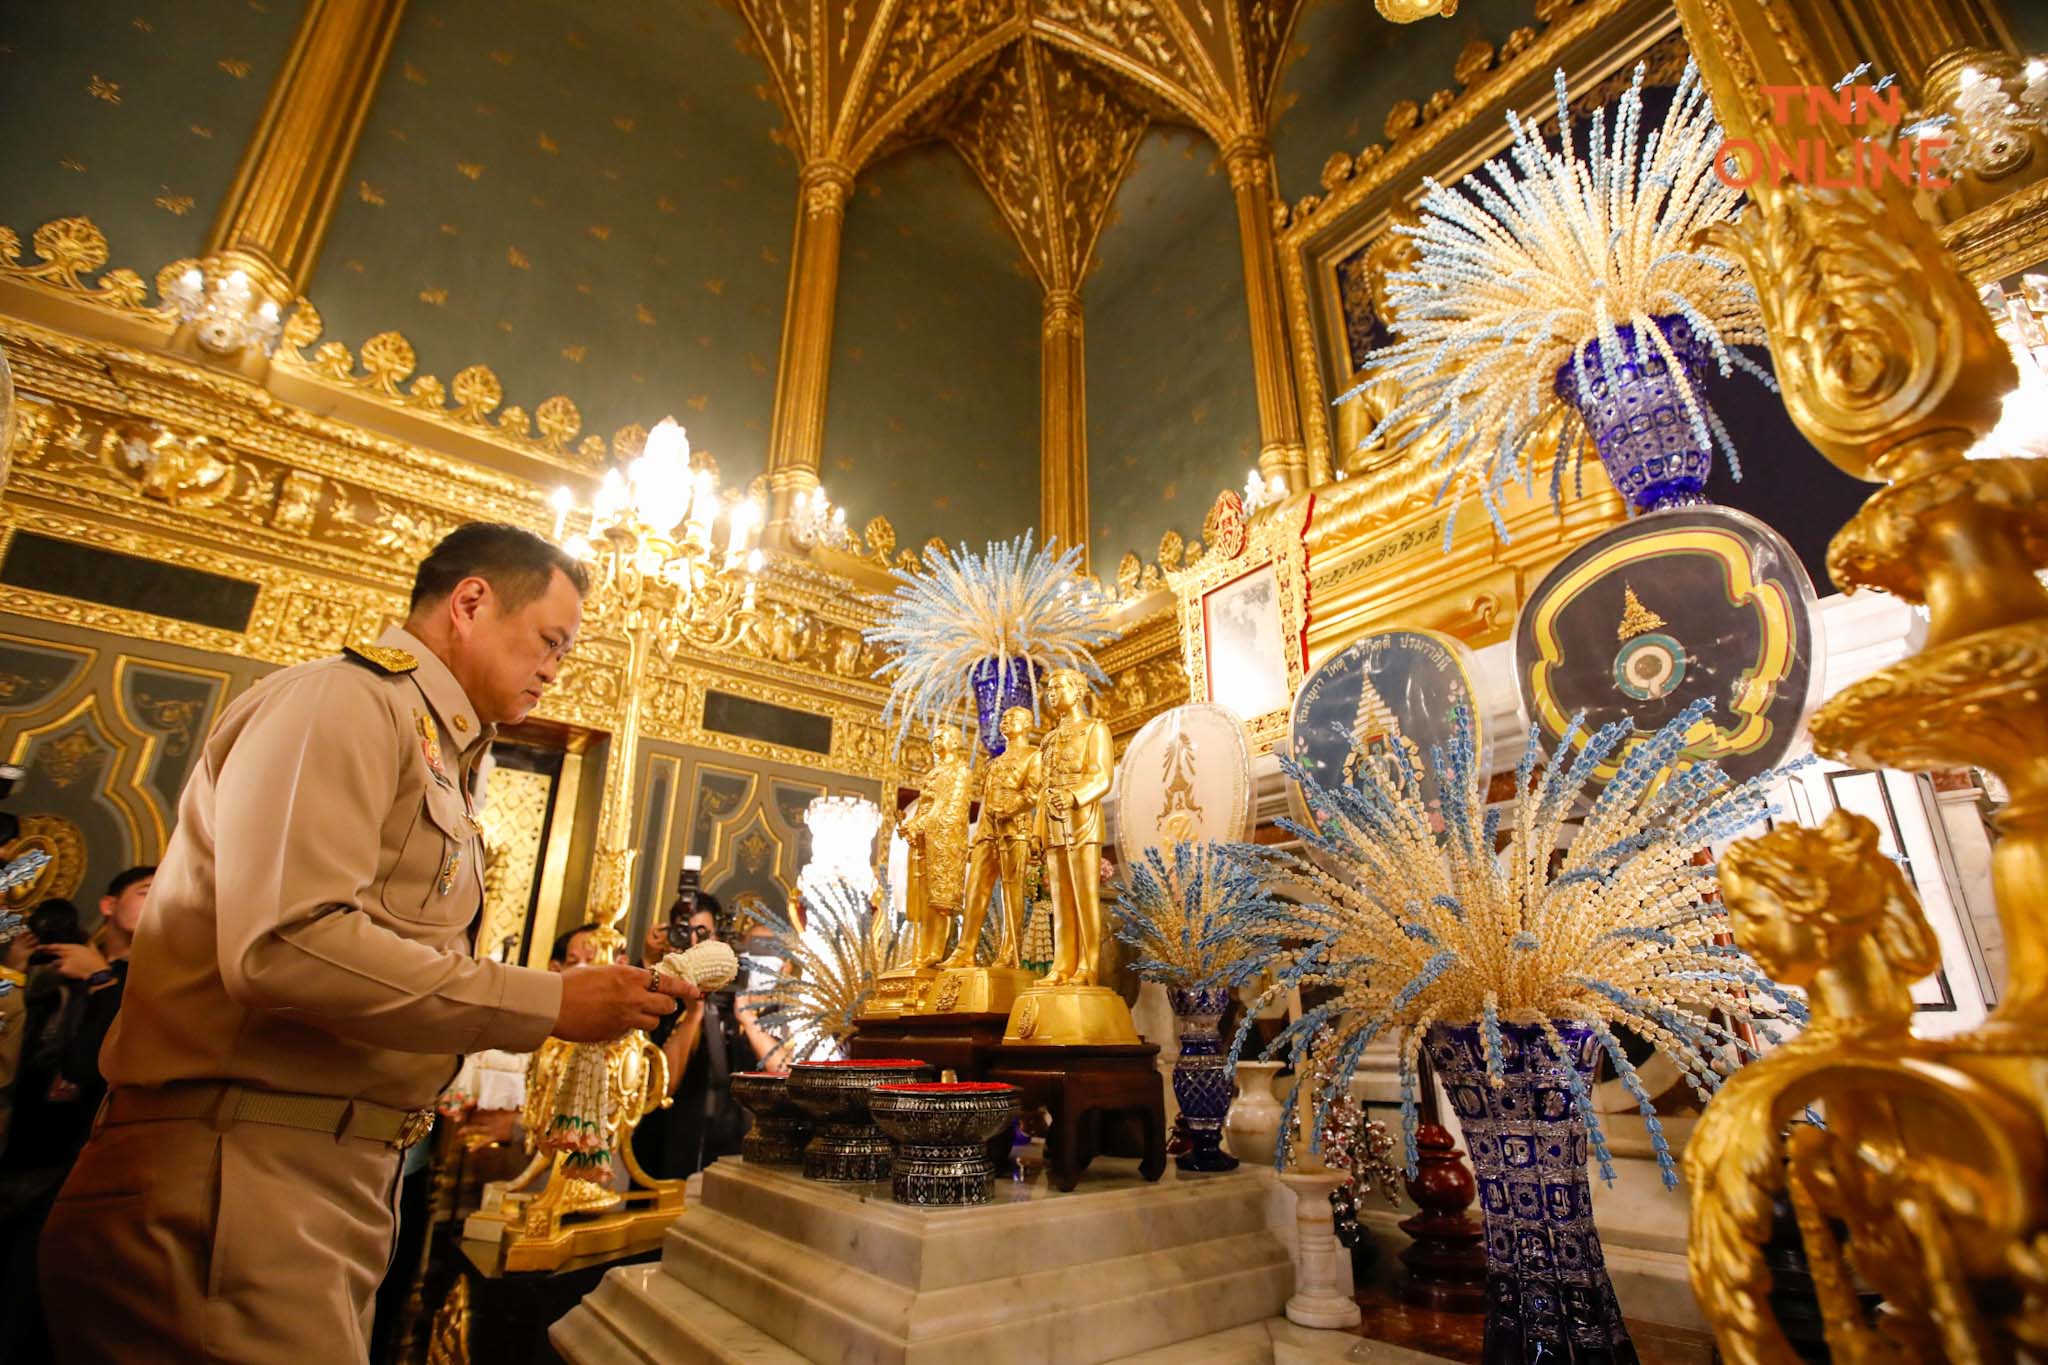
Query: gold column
1673 0 2048 1357
207 0 409 303
1792 0 2015 100
1223 138 1306 493
765 160 855 544
1041 289 1090 569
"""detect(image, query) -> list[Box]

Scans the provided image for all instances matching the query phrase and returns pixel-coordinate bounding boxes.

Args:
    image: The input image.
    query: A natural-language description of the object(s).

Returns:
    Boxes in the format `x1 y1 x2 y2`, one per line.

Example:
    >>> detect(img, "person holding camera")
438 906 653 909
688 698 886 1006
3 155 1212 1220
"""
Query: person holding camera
1 867 152 1360
632 865 785 1181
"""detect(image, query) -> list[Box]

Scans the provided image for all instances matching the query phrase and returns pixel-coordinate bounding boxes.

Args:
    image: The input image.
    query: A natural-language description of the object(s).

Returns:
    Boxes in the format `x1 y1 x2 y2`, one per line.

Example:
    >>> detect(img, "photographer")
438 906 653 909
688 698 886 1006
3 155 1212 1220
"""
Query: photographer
632 867 783 1180
2 867 151 1359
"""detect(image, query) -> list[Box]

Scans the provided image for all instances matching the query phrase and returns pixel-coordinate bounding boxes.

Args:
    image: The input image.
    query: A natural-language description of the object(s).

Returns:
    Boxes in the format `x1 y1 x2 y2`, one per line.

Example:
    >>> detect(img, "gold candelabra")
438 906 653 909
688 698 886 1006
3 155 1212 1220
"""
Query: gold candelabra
482 418 764 1270
555 418 765 951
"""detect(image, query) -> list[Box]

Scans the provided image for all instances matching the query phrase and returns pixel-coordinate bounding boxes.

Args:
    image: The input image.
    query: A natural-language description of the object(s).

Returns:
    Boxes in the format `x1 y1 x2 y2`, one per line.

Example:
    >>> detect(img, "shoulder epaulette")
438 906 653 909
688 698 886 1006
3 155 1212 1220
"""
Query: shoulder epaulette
343 643 420 676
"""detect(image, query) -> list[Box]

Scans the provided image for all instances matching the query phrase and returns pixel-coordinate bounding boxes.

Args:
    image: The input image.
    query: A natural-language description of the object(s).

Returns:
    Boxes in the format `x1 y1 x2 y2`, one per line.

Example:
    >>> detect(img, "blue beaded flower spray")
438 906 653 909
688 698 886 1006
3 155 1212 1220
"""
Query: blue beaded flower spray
1217 692 1807 1187
1111 841 1278 991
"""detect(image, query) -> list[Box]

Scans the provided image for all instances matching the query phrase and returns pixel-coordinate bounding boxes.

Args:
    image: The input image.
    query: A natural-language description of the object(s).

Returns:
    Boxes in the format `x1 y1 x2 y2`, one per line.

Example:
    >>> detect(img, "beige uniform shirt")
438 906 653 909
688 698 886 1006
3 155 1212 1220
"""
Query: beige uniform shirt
102 626 562 1110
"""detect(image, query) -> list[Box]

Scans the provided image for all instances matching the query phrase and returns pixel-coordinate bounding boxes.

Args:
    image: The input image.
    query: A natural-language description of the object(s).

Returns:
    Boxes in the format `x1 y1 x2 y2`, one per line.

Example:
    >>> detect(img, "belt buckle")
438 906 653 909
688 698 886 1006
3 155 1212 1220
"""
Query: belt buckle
395 1108 435 1150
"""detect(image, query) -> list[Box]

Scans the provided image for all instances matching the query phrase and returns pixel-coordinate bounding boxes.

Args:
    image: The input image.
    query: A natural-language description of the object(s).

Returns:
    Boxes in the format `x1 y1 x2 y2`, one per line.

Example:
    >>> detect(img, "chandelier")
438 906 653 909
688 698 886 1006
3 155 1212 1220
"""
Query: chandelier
800 796 883 906
1979 275 2048 458
164 265 285 356
1242 466 1287 515
787 484 854 551
1948 59 2047 175
551 416 766 930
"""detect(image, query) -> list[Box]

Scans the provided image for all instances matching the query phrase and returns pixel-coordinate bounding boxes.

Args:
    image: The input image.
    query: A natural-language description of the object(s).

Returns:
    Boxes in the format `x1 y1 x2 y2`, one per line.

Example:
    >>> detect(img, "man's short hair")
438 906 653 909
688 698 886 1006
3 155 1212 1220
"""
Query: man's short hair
105 865 155 900
411 522 590 613
550 922 599 963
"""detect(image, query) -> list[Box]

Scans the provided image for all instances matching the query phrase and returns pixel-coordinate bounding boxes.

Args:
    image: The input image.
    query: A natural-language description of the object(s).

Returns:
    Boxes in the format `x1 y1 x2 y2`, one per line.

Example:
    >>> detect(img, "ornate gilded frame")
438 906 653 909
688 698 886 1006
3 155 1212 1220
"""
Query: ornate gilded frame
1272 0 1683 483
1173 495 1312 754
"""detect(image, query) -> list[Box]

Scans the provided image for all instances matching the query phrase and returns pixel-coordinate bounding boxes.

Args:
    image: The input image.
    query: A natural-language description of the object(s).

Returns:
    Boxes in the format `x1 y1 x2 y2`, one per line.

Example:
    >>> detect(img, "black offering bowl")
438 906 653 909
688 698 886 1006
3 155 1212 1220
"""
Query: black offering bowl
870 1081 1020 1207
787 1058 937 1182
732 1071 810 1166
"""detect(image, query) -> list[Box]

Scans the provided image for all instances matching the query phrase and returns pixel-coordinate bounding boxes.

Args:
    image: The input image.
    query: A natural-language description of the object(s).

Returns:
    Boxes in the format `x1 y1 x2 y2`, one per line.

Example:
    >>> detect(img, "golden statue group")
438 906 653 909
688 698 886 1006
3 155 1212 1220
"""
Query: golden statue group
878 668 1138 1043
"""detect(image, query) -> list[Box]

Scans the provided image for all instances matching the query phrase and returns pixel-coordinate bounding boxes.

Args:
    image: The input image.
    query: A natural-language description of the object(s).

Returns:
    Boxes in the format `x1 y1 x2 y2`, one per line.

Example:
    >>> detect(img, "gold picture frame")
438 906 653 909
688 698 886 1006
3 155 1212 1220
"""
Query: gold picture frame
1173 493 1312 754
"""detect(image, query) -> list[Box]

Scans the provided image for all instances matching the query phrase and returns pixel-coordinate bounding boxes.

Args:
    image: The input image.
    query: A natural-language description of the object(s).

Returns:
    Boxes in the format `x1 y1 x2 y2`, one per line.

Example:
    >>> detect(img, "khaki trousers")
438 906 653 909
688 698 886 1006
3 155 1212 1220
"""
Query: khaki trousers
40 1110 402 1363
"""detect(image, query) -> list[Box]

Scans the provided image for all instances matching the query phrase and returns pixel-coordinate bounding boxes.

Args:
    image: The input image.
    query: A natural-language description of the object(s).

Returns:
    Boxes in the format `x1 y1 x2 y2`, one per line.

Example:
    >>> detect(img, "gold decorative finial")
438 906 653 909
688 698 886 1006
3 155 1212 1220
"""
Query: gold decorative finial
1617 585 1665 641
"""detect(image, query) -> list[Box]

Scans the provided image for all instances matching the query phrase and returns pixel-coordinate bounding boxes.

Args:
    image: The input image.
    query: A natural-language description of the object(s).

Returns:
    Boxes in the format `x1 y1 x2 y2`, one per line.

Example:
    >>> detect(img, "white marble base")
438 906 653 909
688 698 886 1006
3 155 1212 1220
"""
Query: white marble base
553 1156 1293 1365
552 1271 1448 1365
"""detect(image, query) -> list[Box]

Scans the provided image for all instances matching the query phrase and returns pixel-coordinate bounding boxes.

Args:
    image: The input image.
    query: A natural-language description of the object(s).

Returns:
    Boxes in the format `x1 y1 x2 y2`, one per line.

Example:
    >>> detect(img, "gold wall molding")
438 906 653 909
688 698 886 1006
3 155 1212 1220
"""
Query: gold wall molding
0 317 899 783
207 0 410 302
1943 177 2048 286
1274 0 1670 487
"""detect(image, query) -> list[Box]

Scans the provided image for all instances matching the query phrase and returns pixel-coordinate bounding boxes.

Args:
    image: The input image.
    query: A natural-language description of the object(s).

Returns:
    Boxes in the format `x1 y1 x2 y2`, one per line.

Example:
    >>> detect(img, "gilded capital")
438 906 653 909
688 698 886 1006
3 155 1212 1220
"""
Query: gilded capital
800 161 856 219
1223 140 1274 192
1042 290 1085 340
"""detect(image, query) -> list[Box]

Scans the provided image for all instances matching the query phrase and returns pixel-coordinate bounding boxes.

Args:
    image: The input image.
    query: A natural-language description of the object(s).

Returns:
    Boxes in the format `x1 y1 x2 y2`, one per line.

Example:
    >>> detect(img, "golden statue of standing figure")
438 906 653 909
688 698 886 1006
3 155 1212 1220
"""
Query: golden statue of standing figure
950 706 1041 969
916 706 1043 1016
1003 669 1139 1045
902 726 975 964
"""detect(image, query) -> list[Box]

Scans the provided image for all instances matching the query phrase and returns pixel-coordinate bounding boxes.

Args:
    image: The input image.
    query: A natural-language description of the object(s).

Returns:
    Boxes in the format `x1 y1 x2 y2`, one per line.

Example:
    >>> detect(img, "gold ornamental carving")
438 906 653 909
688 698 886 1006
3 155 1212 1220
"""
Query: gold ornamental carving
1668 0 2048 1359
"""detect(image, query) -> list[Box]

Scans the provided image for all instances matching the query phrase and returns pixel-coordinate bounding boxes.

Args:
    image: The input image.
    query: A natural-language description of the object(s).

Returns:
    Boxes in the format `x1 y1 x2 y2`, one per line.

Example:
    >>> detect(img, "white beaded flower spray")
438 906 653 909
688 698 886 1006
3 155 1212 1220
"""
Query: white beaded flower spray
1339 58 1771 541
1218 692 1807 1186
865 532 1119 751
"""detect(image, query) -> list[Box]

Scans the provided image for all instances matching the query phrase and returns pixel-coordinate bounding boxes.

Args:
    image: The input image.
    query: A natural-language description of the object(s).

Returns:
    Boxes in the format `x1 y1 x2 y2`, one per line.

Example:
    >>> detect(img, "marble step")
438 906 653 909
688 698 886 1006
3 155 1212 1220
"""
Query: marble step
557 1157 1293 1365
550 1265 1450 1365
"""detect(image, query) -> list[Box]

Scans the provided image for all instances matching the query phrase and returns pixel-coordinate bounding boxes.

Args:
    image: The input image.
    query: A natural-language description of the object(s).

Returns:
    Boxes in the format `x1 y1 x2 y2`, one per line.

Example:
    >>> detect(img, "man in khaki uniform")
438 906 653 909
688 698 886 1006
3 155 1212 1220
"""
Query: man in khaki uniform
40 523 690 1362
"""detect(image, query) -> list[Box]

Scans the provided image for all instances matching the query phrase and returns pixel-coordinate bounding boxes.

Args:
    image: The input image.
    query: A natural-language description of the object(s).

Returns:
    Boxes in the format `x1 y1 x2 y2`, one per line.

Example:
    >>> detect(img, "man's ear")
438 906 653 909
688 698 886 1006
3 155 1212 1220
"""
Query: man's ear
99 895 115 918
446 576 493 633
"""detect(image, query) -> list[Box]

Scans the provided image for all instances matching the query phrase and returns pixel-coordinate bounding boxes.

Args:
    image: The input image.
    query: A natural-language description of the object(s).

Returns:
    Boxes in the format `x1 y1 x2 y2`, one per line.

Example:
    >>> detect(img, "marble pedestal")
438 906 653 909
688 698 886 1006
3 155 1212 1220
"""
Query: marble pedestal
552 1157 1292 1364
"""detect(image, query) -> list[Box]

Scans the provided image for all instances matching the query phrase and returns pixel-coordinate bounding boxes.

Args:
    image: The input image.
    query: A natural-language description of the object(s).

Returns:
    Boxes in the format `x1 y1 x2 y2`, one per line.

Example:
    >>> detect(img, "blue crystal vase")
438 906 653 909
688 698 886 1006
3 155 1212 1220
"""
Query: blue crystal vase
970 656 1040 757
1167 986 1239 1173
1425 1021 1637 1365
1554 315 1716 514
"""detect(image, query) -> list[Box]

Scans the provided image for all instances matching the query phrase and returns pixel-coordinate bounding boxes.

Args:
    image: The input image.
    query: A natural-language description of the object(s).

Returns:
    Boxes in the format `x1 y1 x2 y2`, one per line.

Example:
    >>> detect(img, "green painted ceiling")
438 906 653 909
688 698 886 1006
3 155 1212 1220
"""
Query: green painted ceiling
0 0 302 269
308 0 796 488
823 143 1041 554
1085 126 1256 576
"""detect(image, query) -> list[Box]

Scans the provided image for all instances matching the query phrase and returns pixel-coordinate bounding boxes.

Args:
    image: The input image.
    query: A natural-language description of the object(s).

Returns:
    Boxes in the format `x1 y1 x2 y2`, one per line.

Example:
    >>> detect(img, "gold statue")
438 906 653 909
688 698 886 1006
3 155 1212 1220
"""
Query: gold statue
1036 669 1112 986
949 706 1041 969
1002 670 1139 1045
901 725 975 969
1687 811 2048 1363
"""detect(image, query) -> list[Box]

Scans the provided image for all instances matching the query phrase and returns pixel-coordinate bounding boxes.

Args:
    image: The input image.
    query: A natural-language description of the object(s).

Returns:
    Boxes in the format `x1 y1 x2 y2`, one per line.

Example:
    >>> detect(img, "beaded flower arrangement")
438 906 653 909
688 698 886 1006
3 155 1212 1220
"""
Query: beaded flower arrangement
865 531 1118 750
1111 841 1268 991
1219 692 1806 1186
748 876 900 1064
1337 59 1771 540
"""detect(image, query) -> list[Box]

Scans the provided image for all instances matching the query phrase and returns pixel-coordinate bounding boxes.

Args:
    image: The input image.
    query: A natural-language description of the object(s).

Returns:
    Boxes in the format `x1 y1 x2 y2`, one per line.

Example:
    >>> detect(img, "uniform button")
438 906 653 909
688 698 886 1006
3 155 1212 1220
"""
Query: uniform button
453 715 470 733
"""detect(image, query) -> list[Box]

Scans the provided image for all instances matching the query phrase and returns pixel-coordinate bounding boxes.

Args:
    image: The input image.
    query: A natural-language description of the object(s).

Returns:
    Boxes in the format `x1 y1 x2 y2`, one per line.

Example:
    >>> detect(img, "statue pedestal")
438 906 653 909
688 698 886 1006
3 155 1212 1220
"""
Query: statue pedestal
551 1158 1294 1364
1003 983 1141 1046
924 964 1035 1016
863 966 942 1019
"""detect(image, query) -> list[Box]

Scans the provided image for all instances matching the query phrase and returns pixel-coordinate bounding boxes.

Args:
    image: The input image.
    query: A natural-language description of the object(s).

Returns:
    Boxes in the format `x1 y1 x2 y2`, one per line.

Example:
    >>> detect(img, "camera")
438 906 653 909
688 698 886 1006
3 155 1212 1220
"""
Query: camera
665 855 704 951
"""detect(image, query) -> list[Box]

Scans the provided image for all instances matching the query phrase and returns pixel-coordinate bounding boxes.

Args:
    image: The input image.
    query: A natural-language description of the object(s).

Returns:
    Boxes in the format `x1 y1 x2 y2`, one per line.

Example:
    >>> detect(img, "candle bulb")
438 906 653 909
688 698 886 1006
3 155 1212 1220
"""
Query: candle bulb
550 486 573 541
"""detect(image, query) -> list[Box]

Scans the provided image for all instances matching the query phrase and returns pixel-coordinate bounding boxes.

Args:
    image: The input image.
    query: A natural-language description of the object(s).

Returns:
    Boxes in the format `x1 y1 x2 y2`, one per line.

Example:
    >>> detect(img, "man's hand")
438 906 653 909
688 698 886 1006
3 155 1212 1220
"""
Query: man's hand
43 942 111 982
639 922 668 967
552 963 692 1042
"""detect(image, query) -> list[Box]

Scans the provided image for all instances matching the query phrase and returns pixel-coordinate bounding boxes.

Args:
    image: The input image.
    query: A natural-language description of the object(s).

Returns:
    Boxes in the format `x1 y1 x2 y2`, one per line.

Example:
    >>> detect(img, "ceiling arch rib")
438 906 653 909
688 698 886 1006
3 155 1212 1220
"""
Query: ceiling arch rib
839 0 1026 172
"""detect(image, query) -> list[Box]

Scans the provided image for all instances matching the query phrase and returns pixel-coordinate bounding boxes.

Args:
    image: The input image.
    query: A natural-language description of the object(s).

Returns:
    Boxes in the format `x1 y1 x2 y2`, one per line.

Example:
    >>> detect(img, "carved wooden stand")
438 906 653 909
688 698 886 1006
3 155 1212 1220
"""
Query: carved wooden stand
985 1043 1167 1191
